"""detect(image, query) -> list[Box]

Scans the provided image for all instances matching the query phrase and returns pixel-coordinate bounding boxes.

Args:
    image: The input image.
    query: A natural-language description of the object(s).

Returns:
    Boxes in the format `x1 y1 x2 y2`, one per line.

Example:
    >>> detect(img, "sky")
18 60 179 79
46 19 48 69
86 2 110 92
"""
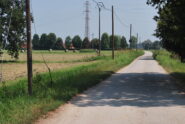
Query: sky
31 0 158 42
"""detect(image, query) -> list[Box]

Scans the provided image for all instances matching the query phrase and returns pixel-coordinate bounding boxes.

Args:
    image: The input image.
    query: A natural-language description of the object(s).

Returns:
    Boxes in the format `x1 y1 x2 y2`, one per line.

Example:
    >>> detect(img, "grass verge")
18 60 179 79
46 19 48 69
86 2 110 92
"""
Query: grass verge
0 50 143 124
153 50 185 86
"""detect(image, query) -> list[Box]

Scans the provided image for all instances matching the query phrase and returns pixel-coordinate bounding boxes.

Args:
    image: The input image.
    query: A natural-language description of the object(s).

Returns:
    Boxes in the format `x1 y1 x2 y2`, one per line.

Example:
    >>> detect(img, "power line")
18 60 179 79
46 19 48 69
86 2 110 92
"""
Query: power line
114 11 130 28
30 0 53 88
91 0 132 41
91 1 130 29
92 0 111 12
30 0 37 34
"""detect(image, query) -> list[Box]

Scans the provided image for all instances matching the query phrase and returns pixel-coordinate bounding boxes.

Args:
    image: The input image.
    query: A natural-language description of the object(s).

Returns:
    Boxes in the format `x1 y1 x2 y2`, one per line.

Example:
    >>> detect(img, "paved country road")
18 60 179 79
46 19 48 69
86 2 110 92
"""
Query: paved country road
36 51 185 124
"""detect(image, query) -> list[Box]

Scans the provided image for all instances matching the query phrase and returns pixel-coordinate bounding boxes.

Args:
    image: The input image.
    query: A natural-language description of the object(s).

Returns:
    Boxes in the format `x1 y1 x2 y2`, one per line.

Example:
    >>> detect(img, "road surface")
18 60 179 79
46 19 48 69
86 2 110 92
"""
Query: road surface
36 51 185 124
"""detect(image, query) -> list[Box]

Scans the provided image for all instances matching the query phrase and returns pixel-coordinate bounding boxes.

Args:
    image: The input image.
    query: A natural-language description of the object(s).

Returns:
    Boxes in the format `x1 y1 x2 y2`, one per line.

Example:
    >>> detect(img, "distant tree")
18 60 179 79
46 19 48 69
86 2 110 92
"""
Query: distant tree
82 37 90 49
39 33 48 50
72 35 82 49
142 39 153 50
129 36 137 49
46 33 57 49
53 37 64 50
152 41 161 50
110 35 121 49
120 36 128 49
91 38 99 49
101 33 110 49
32 34 40 50
65 36 72 49
109 35 114 49
116 36 121 49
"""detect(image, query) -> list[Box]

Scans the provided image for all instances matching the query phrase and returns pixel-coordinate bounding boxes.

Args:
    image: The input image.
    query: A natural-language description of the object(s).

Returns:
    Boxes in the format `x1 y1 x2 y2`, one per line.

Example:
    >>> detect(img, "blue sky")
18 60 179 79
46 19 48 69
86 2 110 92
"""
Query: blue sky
31 0 158 42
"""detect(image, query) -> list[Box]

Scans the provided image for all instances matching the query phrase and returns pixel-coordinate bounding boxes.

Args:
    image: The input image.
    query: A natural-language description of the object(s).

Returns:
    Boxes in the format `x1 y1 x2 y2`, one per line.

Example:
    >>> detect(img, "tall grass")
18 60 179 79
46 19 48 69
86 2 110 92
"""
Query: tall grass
0 50 143 124
153 50 185 85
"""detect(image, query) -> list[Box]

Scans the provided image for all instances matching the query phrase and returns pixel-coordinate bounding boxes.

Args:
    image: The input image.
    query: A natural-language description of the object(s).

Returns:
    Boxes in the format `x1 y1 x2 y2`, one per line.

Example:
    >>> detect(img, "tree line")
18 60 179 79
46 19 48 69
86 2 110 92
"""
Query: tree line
1 0 174 60
142 40 161 50
33 33 162 51
32 33 129 50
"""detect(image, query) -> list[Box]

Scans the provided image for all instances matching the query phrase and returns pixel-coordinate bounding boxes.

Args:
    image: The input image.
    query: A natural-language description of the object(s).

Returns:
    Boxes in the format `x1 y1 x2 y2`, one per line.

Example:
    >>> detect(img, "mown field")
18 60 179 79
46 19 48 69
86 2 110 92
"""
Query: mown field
153 50 185 86
0 50 144 124
0 50 112 81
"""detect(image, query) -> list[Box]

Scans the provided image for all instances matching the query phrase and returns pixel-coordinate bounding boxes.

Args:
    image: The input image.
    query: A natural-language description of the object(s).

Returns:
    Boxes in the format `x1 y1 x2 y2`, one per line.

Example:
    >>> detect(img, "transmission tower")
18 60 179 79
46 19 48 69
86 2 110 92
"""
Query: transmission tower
85 1 90 40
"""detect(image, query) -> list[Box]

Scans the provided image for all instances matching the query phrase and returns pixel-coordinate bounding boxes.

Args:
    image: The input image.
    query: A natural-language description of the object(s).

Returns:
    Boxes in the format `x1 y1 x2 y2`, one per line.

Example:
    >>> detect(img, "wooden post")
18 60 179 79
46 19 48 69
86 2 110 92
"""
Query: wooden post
112 6 115 60
98 7 101 56
136 33 138 51
26 0 33 96
130 24 132 48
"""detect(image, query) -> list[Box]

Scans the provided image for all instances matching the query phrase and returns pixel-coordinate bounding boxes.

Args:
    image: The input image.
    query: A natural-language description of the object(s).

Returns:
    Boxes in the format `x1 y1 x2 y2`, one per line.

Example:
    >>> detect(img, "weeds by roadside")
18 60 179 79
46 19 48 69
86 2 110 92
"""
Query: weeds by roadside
153 50 185 87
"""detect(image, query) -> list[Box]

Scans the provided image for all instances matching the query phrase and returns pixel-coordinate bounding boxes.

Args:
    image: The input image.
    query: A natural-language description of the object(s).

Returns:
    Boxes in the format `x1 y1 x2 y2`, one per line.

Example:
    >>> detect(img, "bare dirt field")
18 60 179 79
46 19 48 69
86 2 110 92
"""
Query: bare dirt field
0 50 110 81
2 51 99 62
1 62 94 81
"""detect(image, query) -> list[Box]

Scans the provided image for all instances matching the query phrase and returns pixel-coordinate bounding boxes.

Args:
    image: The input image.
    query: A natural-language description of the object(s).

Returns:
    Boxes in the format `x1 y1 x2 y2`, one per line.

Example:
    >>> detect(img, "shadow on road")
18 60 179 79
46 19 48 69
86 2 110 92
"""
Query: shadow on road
72 72 185 108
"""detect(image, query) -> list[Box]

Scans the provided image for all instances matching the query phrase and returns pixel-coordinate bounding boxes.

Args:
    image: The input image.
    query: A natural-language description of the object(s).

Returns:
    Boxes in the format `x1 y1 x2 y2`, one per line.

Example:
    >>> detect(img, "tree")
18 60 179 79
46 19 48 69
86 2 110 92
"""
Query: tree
82 37 90 49
115 36 121 49
53 37 63 50
110 35 121 49
147 0 185 62
129 36 137 49
101 33 110 49
91 38 99 49
39 33 48 50
152 41 161 50
46 33 57 49
0 0 26 58
142 39 153 50
120 36 128 49
32 34 40 50
109 35 114 49
72 35 82 49
65 36 71 49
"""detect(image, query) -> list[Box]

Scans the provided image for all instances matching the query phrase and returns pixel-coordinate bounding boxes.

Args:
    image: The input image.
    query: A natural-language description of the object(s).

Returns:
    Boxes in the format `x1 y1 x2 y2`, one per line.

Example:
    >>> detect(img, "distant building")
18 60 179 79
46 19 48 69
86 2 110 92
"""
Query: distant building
69 43 75 50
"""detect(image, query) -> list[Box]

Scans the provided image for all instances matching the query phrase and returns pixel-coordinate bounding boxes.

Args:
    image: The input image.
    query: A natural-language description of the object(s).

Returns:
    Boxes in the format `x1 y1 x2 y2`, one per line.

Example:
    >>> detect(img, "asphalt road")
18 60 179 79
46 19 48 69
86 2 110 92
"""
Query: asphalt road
36 51 185 124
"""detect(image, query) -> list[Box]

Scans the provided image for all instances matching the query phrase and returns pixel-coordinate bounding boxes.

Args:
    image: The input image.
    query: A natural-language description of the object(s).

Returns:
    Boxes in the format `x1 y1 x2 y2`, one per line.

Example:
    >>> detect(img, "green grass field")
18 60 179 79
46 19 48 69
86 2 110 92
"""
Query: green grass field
153 50 185 86
0 50 143 124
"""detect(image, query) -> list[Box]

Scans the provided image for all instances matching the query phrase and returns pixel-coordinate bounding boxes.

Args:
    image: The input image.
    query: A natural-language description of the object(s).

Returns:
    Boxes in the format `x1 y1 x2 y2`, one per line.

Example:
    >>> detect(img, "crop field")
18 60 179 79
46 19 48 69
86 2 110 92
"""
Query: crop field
0 50 112 82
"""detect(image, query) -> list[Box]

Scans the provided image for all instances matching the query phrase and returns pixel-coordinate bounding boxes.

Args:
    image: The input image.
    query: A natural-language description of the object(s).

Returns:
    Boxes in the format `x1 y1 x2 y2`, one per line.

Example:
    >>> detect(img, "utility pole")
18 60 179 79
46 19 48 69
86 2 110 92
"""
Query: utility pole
92 0 104 56
129 24 132 48
26 0 33 96
85 1 90 40
112 6 115 60
91 33 94 49
136 33 138 51
98 7 101 56
139 37 141 49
